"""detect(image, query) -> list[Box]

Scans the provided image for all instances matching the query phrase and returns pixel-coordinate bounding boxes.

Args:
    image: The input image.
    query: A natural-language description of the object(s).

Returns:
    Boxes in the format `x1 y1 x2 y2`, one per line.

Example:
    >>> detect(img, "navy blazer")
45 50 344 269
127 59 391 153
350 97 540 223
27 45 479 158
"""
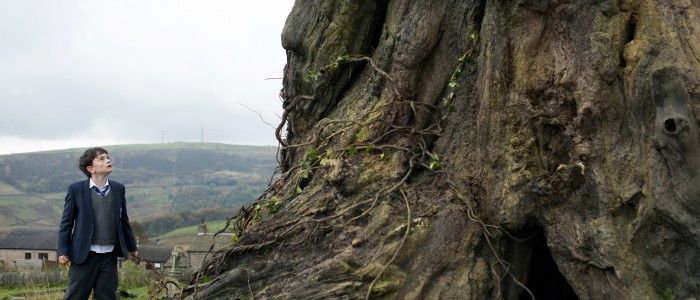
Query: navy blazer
57 179 138 264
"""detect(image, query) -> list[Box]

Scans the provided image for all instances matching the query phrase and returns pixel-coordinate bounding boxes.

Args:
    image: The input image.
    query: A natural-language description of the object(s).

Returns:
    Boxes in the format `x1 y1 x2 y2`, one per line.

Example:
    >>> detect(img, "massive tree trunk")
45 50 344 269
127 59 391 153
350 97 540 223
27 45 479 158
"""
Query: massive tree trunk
191 0 700 299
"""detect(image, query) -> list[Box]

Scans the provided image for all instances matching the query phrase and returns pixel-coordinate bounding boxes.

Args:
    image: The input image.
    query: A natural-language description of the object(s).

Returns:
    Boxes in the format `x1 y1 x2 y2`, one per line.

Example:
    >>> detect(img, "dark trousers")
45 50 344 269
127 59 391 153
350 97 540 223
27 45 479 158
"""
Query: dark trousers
63 251 118 300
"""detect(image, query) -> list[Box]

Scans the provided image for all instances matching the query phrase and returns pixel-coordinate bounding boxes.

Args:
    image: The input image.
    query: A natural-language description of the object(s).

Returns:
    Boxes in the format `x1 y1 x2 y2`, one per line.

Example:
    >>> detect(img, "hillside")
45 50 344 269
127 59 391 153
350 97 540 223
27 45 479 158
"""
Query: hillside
0 142 278 234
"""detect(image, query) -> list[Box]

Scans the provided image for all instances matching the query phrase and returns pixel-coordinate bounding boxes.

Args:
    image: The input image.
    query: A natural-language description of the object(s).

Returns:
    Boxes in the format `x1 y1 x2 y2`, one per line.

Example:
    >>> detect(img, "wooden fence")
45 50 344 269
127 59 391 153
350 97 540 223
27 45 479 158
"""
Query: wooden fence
0 271 66 286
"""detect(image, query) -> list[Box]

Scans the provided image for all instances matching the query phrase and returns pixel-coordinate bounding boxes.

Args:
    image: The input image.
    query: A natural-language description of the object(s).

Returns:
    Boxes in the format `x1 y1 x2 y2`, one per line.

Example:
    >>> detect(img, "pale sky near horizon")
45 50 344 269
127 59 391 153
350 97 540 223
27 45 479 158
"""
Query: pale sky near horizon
0 0 295 155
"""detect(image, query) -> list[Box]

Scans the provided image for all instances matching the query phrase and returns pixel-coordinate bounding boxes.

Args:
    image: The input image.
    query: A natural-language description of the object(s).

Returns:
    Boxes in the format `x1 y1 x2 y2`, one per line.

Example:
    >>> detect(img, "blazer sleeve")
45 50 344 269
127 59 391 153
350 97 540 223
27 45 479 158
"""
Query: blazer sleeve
57 185 77 257
119 185 138 252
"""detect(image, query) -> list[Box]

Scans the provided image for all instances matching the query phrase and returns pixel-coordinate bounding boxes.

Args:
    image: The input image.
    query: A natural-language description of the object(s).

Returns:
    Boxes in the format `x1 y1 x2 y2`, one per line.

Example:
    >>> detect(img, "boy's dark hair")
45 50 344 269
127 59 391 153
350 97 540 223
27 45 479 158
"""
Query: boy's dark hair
78 147 108 178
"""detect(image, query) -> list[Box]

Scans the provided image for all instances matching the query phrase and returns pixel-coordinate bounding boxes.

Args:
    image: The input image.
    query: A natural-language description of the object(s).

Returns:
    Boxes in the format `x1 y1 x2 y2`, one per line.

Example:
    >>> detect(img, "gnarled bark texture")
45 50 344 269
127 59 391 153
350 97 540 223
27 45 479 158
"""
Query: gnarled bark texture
192 0 700 299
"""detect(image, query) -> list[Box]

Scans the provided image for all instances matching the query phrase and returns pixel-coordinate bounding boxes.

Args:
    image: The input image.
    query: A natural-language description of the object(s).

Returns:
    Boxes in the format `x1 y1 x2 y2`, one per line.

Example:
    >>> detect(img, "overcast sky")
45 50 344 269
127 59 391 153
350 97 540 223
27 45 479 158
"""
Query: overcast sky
0 0 295 155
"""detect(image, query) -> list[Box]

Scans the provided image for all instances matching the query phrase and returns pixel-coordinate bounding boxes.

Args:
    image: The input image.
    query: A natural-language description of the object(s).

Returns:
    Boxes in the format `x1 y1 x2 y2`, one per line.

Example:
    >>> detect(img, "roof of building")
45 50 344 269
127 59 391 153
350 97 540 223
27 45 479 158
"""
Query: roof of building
137 244 173 263
0 227 57 250
186 234 234 253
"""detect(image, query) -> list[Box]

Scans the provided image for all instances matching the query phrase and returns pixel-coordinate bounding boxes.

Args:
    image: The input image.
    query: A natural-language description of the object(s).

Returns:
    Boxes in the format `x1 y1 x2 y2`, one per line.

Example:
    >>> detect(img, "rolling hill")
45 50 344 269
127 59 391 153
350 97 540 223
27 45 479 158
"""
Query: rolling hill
0 142 278 235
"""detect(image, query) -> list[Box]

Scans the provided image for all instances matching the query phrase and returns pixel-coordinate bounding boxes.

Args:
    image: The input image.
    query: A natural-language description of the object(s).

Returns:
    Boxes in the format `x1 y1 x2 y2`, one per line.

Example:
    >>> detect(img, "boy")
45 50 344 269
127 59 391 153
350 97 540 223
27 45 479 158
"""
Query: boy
57 147 138 299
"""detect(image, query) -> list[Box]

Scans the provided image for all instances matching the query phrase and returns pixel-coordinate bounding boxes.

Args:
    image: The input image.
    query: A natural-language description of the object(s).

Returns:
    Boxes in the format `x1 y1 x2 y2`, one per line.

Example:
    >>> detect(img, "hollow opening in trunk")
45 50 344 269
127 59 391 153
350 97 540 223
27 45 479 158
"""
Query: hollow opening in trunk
518 229 578 300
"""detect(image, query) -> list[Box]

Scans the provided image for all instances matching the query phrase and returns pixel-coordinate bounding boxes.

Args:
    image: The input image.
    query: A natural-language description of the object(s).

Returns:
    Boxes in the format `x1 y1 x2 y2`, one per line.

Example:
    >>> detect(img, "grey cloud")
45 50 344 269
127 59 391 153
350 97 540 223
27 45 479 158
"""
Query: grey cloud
0 0 291 153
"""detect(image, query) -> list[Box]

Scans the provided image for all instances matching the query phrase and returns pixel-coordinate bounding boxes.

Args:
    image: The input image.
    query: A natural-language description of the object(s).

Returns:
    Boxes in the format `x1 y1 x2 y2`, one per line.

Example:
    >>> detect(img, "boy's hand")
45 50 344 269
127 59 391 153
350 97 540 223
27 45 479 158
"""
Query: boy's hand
58 255 70 265
130 251 139 261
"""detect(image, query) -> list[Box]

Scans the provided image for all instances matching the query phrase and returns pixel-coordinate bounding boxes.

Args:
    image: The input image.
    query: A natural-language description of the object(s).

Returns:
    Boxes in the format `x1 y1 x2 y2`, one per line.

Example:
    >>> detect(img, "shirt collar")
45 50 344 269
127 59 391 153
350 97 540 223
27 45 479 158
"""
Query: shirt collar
89 178 110 189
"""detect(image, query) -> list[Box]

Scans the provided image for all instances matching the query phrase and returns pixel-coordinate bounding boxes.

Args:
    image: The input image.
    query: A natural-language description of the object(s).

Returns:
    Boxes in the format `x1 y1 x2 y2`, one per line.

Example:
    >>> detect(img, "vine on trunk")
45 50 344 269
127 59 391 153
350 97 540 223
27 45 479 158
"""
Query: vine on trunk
165 32 533 299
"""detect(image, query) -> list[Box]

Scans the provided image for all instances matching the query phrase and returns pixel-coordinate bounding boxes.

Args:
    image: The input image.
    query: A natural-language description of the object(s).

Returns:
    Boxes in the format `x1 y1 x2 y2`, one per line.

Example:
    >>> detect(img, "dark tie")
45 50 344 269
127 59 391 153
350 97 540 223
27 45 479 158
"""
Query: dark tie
93 186 109 197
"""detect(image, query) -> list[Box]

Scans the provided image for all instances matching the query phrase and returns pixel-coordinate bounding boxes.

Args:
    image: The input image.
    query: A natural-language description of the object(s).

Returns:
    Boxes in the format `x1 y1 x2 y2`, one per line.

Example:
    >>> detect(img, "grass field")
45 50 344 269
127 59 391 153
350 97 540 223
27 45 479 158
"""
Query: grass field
159 219 234 238
0 283 149 300
0 285 65 300
0 181 21 195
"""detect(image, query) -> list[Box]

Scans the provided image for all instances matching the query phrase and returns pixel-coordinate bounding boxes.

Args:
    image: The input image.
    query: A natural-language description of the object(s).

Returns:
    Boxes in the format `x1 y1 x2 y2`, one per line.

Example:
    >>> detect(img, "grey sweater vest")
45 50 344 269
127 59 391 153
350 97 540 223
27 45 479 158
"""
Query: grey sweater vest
91 190 117 245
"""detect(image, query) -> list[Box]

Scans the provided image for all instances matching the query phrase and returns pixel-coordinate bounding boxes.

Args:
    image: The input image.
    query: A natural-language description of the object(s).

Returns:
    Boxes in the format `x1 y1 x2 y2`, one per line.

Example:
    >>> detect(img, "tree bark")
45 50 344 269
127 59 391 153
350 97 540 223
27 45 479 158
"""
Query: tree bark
192 0 700 299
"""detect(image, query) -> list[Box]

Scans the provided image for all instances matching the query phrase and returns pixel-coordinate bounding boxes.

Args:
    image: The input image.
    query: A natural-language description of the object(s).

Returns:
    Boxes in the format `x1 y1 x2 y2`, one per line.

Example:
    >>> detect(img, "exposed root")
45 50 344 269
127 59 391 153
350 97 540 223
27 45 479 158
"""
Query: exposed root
365 187 412 300
446 178 535 298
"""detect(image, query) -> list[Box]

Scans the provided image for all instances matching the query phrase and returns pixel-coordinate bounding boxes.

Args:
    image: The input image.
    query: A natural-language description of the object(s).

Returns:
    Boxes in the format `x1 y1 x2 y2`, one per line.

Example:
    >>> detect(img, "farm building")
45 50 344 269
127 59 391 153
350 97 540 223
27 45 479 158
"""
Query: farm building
0 227 57 271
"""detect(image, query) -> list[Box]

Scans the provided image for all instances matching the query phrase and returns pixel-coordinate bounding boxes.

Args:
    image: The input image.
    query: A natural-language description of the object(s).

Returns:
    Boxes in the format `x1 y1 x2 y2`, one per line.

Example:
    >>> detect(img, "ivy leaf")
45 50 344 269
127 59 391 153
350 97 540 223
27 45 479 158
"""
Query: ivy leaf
265 198 283 214
320 158 329 166
310 71 321 80
448 81 458 88
307 147 319 160
429 161 441 171
295 185 303 194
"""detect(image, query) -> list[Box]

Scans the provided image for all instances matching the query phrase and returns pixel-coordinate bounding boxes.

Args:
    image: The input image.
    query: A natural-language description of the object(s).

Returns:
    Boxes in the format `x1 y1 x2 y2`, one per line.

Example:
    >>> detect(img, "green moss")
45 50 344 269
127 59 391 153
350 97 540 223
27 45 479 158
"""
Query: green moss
340 155 388 193
369 278 402 297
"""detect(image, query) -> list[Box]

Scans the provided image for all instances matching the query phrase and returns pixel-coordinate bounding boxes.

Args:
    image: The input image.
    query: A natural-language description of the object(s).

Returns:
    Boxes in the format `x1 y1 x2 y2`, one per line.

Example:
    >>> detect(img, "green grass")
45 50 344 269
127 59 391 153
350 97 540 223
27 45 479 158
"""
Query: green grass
0 282 150 300
35 192 65 200
0 195 46 205
120 286 149 298
13 206 38 221
0 193 63 228
0 285 65 300
0 262 153 299
160 219 234 238
0 180 21 195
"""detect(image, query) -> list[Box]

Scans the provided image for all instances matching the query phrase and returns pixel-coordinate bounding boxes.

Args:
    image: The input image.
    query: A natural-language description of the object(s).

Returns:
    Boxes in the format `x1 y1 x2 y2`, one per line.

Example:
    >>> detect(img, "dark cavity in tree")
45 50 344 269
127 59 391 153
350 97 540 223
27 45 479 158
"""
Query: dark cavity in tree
519 229 579 300
664 118 678 134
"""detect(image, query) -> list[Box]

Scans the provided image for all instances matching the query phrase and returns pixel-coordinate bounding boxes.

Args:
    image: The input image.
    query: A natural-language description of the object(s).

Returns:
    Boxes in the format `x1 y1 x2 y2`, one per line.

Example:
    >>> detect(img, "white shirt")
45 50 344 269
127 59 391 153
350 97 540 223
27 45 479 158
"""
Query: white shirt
89 178 111 196
88 178 115 253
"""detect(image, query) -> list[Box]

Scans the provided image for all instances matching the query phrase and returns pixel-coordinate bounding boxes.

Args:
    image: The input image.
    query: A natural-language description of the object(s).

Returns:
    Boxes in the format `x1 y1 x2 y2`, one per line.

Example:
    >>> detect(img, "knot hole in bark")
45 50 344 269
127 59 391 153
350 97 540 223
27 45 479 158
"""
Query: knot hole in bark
661 117 695 138
664 118 677 134
651 67 699 153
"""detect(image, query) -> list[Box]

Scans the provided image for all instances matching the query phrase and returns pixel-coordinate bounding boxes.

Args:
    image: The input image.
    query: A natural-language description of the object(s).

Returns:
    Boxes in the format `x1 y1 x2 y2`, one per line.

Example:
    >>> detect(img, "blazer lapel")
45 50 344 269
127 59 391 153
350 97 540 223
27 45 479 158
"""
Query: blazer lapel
81 179 93 219
112 185 122 220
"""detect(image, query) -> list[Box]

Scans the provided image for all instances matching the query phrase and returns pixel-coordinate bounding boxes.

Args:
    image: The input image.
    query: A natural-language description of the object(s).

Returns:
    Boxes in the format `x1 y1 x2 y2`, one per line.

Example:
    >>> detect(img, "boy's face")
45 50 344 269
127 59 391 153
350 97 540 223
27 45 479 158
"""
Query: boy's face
87 153 112 176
